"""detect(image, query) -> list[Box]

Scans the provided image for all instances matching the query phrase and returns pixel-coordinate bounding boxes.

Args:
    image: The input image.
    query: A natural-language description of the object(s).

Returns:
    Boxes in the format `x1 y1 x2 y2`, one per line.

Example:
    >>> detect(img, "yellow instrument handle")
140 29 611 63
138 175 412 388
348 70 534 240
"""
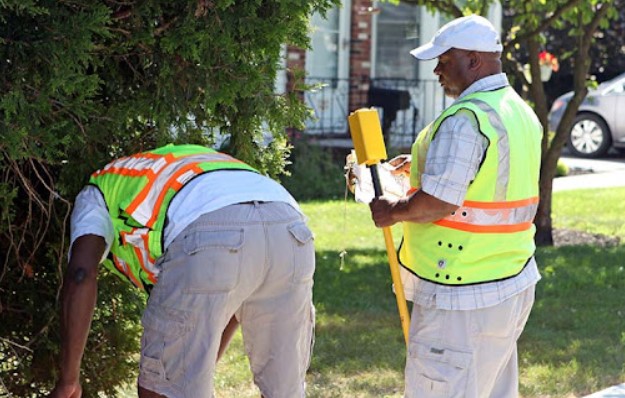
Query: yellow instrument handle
381 226 411 346
347 108 411 346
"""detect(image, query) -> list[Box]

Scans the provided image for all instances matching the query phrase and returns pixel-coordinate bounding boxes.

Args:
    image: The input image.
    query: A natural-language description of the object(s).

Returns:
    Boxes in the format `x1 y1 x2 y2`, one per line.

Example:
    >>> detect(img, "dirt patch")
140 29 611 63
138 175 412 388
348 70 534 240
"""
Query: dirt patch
553 228 621 247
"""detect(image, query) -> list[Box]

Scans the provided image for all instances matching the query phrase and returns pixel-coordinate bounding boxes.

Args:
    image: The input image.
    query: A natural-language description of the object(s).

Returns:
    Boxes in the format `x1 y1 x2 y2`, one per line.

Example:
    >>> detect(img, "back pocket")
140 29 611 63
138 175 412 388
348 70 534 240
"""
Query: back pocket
173 228 244 293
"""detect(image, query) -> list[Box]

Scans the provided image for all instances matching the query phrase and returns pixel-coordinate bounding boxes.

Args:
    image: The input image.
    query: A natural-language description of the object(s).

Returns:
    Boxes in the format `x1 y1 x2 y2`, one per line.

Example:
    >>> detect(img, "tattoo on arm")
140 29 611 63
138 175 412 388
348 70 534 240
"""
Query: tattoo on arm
71 267 87 284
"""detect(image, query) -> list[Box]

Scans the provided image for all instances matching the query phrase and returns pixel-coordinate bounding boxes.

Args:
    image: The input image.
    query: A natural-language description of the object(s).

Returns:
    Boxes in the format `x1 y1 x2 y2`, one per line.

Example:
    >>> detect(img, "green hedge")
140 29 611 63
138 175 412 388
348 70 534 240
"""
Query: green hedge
283 137 348 201
0 0 337 395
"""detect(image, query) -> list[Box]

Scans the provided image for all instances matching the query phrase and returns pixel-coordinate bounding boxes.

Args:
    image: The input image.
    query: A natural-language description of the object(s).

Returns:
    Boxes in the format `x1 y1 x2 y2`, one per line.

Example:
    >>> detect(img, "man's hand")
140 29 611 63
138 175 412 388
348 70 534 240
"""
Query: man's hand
48 381 82 398
344 152 358 194
369 197 398 228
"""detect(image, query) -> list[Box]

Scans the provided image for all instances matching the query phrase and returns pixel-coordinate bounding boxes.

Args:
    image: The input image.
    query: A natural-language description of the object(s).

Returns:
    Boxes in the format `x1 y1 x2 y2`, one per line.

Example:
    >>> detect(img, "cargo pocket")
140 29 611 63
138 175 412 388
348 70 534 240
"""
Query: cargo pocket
287 221 315 283
140 306 192 384
405 339 472 398
175 228 243 293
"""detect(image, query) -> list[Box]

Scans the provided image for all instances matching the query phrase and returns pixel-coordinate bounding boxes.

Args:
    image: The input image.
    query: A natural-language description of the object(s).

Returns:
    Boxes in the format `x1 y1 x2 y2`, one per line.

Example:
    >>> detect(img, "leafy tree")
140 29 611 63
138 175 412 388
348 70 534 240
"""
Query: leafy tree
393 0 619 245
502 0 619 246
0 0 336 396
542 6 625 103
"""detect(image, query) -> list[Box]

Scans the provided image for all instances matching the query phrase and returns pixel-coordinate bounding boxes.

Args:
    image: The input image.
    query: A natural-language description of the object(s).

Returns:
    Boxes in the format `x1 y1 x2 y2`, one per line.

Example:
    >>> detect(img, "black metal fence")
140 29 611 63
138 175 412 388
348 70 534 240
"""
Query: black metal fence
303 77 448 149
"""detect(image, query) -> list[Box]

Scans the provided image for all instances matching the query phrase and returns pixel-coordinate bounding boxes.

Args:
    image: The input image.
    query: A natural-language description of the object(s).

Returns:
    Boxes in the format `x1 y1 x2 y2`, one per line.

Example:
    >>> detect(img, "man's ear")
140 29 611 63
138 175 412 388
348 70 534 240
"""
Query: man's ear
469 51 481 69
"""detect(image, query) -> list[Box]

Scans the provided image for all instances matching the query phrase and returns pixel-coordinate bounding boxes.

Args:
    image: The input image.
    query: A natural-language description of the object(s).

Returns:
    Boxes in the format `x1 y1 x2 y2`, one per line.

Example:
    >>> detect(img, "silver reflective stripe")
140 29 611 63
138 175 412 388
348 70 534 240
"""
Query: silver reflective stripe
112 256 143 288
103 155 168 174
444 201 538 226
122 228 157 279
463 98 510 201
126 153 240 225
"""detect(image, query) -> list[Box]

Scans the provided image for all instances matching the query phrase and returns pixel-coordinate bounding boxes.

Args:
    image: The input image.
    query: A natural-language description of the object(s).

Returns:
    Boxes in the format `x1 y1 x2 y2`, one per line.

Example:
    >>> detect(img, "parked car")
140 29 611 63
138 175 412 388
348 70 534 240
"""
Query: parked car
548 72 625 158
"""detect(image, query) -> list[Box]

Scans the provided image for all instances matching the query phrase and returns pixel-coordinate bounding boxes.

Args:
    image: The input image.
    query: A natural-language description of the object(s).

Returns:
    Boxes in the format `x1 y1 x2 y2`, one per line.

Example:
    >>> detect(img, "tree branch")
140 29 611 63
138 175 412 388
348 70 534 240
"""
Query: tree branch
503 0 582 52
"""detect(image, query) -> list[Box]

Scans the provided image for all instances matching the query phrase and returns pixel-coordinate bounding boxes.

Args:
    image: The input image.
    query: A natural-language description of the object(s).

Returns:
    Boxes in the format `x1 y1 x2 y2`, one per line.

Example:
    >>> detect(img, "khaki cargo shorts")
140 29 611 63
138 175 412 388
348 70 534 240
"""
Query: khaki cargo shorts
404 285 535 398
138 201 315 398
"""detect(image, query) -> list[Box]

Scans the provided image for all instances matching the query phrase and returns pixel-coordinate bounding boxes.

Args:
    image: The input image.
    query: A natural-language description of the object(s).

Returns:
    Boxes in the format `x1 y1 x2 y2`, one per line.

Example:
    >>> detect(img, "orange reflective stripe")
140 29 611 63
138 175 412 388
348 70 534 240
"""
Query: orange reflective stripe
92 167 157 179
112 255 127 274
436 197 538 232
434 219 534 233
139 152 175 161
120 229 157 283
125 159 173 215
145 164 203 227
91 152 177 178
113 256 143 289
142 233 156 265
463 196 539 209
132 245 157 284
407 187 419 195
98 152 179 214
126 175 157 215
129 155 245 225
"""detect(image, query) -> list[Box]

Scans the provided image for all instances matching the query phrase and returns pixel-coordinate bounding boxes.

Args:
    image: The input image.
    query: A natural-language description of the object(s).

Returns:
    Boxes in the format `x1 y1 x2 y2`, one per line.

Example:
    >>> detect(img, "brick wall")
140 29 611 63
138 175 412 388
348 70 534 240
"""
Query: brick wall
349 0 375 111
285 45 306 93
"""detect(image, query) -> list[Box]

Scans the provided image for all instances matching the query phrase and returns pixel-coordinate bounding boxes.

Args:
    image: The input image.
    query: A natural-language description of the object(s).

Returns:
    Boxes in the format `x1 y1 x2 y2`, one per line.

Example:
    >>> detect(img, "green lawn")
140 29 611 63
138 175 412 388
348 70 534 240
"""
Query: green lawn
126 187 625 397
520 187 625 397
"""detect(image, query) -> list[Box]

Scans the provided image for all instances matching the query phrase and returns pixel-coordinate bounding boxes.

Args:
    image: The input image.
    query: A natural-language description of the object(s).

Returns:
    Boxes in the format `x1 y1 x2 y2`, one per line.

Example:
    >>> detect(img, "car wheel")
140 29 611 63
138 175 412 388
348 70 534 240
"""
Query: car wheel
567 114 612 158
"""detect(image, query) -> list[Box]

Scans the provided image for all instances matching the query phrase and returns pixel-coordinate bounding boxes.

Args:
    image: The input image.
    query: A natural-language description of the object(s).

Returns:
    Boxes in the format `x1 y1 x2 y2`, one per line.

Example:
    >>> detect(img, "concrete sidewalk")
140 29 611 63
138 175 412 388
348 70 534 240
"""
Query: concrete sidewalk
554 156 625 192
584 384 625 398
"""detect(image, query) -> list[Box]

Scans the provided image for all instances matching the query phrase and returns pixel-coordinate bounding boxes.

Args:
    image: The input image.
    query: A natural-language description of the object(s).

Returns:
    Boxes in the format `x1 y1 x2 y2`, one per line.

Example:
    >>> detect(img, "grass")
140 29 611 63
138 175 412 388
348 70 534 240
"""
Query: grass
551 187 625 240
518 187 625 397
121 187 625 398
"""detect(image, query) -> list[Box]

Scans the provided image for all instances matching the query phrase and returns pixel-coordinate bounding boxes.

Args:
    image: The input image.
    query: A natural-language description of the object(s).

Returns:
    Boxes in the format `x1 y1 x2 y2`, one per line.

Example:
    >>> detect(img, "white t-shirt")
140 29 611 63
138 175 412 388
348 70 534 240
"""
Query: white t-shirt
70 170 301 262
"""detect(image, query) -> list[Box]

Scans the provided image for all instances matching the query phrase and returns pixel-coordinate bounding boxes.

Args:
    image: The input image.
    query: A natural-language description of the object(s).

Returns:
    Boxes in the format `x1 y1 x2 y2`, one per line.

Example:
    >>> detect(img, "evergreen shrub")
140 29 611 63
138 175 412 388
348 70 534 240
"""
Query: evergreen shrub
0 0 337 395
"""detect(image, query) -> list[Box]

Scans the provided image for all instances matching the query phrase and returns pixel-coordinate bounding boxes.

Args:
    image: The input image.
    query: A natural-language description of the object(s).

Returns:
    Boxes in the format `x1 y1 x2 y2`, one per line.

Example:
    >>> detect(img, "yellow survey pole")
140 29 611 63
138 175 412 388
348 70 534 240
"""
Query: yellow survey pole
348 108 411 346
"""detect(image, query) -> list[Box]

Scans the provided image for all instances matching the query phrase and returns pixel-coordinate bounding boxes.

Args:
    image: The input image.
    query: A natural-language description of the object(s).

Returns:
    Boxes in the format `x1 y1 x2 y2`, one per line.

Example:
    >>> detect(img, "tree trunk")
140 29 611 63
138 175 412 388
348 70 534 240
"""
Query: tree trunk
535 161 556 246
526 37 556 246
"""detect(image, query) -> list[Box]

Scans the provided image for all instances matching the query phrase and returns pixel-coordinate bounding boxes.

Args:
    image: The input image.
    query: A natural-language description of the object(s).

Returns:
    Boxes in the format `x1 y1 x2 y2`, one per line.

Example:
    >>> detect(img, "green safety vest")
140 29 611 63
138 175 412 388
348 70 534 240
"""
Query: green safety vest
89 144 258 290
399 86 542 285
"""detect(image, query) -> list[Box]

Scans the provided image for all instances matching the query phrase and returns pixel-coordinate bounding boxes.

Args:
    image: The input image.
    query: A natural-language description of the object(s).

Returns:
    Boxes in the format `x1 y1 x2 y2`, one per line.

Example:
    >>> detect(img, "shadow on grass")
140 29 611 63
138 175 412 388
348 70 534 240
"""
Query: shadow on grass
522 244 625 397
309 248 407 396
311 244 625 397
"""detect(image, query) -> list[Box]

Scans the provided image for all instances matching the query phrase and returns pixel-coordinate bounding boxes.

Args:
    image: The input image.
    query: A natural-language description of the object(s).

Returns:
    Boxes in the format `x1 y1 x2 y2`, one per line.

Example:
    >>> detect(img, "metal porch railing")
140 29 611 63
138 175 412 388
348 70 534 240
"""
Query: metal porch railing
303 77 450 149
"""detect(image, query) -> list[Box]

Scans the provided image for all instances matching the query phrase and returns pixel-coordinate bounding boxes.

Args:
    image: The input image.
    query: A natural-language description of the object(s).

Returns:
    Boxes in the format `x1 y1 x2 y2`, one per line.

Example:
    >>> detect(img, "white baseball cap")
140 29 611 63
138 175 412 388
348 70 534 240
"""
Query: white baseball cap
410 15 503 60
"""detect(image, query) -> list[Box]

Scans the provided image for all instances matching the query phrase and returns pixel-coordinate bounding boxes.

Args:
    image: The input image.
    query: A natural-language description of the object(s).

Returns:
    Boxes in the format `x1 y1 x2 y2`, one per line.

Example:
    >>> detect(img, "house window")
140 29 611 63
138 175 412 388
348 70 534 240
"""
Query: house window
308 9 340 79
374 2 420 80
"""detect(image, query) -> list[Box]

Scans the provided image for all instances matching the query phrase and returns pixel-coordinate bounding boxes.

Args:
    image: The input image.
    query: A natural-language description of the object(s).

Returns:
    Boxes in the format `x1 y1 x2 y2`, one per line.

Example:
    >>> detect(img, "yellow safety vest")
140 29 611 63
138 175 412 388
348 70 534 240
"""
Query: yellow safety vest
89 144 258 290
399 86 542 285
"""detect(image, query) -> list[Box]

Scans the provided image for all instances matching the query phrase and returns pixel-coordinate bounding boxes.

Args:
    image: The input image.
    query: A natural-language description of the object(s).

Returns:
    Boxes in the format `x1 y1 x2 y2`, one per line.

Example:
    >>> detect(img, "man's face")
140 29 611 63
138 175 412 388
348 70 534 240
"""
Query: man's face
433 49 474 99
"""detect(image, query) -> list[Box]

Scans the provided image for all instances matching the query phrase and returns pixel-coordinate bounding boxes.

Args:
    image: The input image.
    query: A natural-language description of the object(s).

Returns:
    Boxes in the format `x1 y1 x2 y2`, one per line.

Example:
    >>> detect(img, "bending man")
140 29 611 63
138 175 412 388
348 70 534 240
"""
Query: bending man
49 144 315 398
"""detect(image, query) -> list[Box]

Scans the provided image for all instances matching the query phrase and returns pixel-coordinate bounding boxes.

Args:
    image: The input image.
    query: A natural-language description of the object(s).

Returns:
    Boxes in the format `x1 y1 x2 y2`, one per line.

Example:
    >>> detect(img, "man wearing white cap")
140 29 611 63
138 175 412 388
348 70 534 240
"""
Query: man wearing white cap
369 15 542 397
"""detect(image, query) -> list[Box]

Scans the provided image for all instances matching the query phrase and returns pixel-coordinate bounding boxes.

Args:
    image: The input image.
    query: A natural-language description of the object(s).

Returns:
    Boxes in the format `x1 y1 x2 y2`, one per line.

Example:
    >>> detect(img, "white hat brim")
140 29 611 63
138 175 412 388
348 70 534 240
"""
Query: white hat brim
409 42 450 60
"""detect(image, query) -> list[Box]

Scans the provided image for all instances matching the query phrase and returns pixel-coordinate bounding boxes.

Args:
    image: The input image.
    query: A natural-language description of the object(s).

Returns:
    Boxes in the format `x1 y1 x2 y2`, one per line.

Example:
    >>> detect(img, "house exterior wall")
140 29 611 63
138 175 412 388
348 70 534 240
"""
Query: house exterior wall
283 1 502 148
349 0 374 110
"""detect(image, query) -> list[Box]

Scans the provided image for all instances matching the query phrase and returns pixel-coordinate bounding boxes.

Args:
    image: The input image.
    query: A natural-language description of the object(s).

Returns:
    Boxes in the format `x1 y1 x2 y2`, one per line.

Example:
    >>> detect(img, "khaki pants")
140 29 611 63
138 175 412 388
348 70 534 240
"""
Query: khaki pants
404 285 535 398
138 202 315 398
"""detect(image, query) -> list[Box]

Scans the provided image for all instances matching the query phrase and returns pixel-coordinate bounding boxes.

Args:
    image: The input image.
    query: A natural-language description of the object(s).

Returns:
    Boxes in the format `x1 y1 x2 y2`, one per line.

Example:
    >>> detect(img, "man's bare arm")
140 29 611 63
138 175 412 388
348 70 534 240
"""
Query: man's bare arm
370 190 459 228
49 234 105 398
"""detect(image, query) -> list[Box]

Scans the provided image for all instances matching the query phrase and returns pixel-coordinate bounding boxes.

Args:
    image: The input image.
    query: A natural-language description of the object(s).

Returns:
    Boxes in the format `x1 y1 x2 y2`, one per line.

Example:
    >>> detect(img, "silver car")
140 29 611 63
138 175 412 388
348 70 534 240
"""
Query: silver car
549 72 625 158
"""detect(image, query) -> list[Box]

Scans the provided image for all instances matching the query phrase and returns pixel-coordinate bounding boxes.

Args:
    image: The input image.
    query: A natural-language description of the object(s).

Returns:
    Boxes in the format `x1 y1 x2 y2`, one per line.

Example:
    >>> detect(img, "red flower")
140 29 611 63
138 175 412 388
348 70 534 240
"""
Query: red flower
539 51 559 72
